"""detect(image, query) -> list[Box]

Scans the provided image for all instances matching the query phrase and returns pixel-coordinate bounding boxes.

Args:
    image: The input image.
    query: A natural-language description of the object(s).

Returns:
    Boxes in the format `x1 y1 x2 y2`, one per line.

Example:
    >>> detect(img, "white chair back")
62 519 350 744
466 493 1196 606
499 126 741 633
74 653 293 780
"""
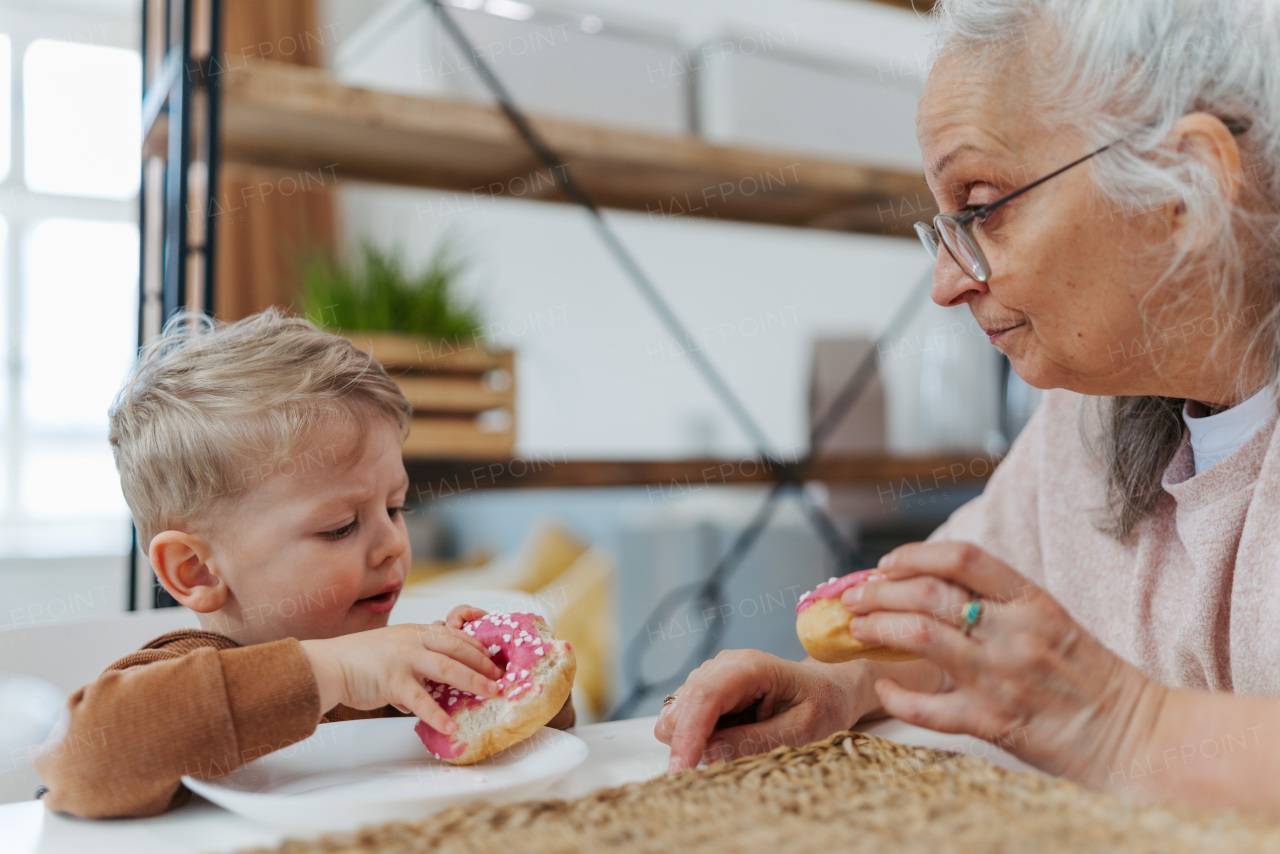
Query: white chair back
0 608 200 696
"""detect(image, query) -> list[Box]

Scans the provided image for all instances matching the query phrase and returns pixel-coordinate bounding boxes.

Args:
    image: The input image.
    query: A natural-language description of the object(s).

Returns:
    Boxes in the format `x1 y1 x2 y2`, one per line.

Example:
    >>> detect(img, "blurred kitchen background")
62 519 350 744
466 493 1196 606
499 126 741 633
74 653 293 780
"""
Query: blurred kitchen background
0 0 1043 760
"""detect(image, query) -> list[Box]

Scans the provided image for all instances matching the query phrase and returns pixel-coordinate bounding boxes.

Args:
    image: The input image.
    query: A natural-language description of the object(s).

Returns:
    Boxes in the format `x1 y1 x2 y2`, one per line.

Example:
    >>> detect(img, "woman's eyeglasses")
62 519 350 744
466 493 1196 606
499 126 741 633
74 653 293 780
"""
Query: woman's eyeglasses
915 117 1251 283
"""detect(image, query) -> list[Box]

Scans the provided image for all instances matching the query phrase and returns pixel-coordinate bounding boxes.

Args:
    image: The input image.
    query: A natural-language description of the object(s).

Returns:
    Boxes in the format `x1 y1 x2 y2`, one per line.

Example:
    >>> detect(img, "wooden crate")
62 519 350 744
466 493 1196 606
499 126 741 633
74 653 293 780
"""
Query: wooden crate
344 332 515 459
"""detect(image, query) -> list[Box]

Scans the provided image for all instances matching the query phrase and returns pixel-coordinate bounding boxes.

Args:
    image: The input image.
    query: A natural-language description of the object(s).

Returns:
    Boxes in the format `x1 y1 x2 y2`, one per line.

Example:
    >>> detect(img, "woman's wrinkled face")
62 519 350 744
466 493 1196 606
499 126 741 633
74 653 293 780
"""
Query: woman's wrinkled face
916 52 1195 398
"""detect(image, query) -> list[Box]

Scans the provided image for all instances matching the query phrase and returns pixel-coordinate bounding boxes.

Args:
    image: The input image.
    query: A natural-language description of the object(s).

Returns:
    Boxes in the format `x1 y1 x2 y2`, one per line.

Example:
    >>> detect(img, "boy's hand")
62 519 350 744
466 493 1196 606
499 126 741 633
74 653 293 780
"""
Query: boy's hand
301 624 505 735
437 605 578 729
441 604 488 630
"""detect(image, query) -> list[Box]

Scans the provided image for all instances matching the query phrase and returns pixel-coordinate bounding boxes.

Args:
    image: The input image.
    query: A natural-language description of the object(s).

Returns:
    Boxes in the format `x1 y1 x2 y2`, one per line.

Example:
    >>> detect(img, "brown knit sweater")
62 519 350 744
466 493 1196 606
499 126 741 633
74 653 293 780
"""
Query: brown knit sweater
34 629 575 818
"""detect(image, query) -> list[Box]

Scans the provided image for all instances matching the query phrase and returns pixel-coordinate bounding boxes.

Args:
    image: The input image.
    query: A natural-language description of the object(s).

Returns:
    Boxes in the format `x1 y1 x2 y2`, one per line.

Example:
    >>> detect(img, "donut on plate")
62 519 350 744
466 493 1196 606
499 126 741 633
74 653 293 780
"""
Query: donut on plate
415 612 576 765
796 570 920 663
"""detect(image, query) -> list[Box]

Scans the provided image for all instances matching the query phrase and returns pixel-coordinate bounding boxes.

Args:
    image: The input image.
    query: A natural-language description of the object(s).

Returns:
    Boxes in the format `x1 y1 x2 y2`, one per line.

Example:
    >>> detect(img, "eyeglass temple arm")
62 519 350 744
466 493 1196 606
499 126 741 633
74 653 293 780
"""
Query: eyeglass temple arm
960 116 1249 226
960 143 1117 225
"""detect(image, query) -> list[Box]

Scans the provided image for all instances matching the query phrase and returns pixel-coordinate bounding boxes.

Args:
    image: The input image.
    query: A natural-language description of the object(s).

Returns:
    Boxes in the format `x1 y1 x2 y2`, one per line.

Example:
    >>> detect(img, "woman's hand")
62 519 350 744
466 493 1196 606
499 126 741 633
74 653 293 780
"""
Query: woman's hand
653 649 867 773
845 541 1167 790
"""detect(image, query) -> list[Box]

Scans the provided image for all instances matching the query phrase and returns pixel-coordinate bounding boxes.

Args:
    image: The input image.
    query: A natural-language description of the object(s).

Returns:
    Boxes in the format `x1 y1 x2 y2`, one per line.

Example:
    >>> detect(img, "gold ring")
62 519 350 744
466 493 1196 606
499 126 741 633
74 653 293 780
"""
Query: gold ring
663 694 678 706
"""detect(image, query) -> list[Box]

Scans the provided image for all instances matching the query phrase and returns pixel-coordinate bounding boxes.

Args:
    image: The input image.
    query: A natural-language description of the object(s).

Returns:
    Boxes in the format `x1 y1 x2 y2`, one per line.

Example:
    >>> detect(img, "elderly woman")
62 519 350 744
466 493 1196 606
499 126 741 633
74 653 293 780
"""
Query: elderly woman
655 0 1280 817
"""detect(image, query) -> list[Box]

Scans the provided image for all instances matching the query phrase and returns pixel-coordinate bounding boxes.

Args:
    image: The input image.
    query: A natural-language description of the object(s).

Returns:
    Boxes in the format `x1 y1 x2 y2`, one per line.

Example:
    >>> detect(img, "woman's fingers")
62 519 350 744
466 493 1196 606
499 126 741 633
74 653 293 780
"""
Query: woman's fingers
843 575 973 627
658 651 776 774
872 677 973 735
664 688 762 775
699 710 805 766
852 609 976 677
880 542 1036 603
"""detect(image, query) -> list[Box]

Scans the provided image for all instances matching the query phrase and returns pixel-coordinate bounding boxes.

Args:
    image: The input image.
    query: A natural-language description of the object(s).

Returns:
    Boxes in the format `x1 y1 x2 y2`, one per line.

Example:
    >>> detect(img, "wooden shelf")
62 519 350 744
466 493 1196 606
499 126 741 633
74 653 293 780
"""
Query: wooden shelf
863 0 936 11
215 61 935 238
405 453 995 496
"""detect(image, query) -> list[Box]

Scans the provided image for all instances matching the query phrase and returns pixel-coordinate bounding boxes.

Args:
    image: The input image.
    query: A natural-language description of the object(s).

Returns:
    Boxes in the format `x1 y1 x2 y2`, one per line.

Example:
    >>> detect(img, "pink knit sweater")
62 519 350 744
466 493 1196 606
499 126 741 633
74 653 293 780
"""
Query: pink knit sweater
930 389 1280 695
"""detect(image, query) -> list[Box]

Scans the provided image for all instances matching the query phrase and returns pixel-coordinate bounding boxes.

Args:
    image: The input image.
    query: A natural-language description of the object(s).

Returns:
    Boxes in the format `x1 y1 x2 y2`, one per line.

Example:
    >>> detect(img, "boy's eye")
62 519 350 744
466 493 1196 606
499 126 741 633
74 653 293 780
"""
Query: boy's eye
320 519 358 540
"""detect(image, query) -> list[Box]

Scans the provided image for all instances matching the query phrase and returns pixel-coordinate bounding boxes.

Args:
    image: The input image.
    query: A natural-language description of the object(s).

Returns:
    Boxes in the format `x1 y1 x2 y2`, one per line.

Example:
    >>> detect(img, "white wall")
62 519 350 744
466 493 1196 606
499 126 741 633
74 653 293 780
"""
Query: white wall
324 0 993 459
340 186 933 456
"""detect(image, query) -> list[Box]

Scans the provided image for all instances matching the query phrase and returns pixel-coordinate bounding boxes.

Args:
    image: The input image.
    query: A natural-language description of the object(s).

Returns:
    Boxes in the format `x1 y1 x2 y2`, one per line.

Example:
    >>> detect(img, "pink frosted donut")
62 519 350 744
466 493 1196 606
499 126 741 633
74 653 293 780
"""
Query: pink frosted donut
795 569 919 663
415 612 575 765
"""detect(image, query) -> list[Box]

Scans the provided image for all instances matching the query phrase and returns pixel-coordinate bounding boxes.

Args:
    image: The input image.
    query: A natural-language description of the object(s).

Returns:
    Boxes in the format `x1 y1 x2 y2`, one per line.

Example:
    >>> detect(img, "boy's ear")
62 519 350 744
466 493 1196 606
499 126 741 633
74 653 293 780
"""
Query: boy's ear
149 531 228 613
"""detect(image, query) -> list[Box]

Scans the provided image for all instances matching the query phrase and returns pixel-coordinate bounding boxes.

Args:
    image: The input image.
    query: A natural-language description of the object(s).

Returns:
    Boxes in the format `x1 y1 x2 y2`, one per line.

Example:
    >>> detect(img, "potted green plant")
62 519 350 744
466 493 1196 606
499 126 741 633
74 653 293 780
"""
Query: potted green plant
300 242 515 458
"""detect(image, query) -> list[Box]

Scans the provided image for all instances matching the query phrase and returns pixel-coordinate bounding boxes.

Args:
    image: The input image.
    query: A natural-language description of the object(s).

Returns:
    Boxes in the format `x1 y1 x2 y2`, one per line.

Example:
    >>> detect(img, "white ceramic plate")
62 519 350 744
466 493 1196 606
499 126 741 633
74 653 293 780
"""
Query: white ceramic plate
183 718 588 830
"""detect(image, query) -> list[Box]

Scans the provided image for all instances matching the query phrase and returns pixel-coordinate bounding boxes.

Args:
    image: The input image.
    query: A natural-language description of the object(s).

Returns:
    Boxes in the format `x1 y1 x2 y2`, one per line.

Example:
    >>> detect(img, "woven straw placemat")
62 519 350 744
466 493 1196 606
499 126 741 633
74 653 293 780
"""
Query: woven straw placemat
242 729 1280 854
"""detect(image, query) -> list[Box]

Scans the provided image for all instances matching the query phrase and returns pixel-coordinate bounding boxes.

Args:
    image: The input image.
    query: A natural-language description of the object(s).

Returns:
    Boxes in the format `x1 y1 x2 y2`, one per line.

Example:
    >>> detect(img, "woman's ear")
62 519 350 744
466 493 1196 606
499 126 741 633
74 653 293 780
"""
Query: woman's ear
1166 112 1244 246
149 531 228 613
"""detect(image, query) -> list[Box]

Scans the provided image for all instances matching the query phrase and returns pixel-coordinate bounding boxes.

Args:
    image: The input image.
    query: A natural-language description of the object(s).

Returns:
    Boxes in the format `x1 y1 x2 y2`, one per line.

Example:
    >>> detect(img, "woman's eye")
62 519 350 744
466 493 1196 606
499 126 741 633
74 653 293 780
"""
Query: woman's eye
320 520 358 540
388 505 408 519
966 204 998 232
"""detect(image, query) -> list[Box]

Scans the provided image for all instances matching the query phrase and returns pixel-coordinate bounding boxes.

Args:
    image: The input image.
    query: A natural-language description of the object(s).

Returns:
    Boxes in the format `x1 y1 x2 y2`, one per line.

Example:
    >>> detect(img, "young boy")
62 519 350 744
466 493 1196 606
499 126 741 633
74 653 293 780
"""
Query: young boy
34 309 572 818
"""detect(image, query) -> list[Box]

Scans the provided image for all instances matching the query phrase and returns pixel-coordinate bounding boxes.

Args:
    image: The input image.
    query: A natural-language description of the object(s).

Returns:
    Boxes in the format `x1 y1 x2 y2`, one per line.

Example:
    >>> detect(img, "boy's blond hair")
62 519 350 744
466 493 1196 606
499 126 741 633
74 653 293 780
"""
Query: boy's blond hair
109 308 412 546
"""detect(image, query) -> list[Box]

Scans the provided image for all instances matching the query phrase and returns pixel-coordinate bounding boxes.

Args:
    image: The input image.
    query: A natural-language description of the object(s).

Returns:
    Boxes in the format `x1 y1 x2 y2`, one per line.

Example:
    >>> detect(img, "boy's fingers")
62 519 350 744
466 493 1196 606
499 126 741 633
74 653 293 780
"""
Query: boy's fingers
445 605 488 629
442 633 504 681
419 651 505 699
415 623 495 670
400 680 454 734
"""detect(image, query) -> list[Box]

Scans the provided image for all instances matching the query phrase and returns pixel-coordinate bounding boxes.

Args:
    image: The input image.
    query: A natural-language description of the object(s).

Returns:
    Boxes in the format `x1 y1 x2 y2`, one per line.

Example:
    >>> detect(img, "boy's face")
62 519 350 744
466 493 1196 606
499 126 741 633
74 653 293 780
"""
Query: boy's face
202 416 412 644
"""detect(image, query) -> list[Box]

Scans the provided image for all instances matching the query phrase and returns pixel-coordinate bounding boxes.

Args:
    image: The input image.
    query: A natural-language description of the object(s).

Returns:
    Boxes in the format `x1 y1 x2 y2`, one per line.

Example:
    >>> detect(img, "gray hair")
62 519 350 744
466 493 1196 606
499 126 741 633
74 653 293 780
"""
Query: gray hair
930 0 1280 538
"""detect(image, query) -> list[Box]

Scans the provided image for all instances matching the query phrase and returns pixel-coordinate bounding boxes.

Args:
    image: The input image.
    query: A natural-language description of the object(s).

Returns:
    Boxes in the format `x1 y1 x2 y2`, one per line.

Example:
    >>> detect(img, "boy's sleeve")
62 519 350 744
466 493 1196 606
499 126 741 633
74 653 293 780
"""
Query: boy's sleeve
34 637 320 818
548 694 575 729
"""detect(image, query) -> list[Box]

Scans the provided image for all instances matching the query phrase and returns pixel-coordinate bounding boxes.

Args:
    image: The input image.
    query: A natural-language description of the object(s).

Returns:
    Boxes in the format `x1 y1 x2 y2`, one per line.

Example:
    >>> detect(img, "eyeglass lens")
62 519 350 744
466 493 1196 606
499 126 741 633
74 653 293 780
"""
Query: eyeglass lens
935 216 989 281
914 222 940 260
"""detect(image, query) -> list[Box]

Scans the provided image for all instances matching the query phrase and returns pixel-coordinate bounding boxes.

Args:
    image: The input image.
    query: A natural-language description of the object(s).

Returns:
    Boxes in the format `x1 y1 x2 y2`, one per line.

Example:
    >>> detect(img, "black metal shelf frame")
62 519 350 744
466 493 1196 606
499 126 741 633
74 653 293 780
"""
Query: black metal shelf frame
132 0 222 610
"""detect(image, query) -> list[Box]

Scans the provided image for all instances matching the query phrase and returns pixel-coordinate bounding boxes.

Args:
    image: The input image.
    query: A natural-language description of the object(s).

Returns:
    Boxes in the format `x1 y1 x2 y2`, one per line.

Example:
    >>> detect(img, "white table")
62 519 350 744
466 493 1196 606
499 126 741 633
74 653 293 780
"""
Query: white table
0 715 1039 854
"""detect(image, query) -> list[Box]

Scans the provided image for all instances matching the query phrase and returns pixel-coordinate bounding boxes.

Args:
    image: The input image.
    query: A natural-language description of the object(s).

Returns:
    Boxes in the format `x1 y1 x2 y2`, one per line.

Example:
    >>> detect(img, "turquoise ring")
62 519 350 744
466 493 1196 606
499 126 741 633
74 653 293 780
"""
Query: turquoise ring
961 599 984 635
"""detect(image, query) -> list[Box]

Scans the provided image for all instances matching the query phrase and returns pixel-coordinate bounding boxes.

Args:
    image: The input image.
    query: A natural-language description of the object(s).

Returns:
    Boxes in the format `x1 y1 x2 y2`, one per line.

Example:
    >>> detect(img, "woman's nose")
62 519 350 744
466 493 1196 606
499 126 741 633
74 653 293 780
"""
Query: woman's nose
930 253 988 307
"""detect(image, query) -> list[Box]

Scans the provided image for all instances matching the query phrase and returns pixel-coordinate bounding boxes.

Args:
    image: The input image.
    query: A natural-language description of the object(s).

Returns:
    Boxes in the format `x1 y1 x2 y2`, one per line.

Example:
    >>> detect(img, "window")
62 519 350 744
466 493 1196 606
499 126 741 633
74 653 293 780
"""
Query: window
23 39 141 198
0 3 140 576
21 219 138 523
22 219 138 433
